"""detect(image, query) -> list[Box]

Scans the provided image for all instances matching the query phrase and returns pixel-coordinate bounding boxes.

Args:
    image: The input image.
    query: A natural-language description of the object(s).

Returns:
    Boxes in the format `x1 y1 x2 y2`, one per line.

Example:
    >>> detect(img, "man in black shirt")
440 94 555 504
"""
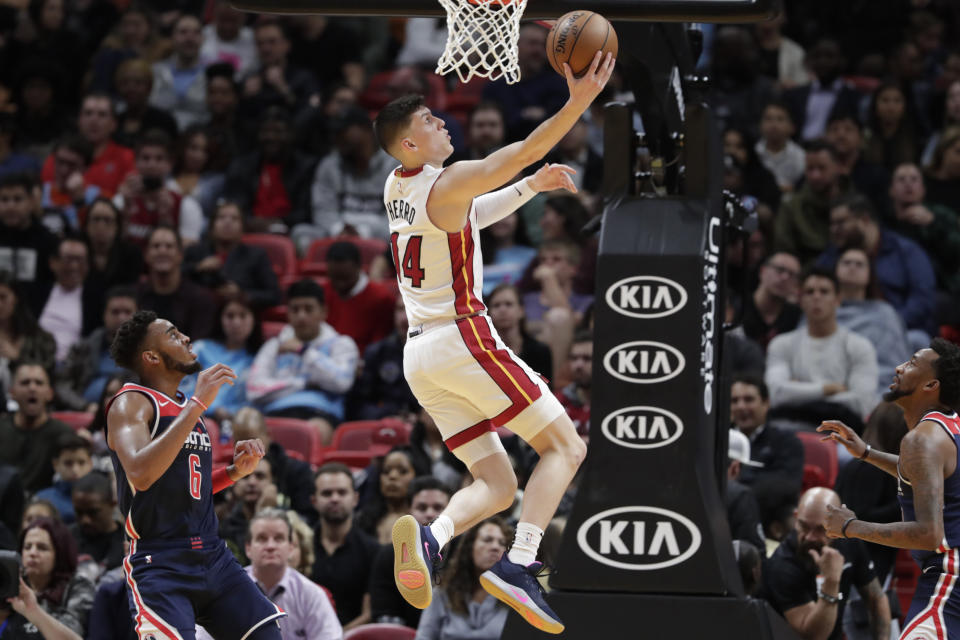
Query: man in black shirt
763 487 890 640
742 251 803 351
310 463 379 631
69 471 124 576
0 173 56 298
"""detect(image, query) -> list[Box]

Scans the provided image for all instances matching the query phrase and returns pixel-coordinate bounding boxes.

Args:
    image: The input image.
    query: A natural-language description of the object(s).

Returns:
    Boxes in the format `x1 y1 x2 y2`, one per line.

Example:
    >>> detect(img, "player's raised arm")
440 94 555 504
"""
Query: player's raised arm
107 363 236 491
427 52 614 232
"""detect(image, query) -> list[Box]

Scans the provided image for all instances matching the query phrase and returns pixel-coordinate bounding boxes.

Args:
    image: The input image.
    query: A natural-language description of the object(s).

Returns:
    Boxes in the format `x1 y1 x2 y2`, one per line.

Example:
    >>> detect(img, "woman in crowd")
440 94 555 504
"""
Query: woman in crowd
182 201 281 309
925 125 960 209
0 271 55 399
14 517 95 638
172 125 226 218
722 126 782 210
357 446 427 544
487 284 553 383
178 295 262 423
20 499 60 533
832 244 910 398
519 194 597 296
863 82 922 171
921 79 960 166
81 198 143 291
286 510 315 577
415 518 512 640
479 211 536 296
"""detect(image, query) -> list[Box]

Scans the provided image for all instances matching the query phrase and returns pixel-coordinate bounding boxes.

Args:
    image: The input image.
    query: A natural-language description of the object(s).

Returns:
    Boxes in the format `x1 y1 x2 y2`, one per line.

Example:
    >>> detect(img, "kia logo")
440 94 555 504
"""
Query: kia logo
600 406 683 449
602 341 685 384
605 276 687 319
577 506 701 570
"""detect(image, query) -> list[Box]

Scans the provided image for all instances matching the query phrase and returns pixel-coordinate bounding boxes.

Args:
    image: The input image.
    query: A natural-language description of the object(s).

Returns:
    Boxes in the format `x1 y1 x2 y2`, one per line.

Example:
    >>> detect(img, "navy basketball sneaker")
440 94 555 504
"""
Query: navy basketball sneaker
479 555 565 634
392 515 442 609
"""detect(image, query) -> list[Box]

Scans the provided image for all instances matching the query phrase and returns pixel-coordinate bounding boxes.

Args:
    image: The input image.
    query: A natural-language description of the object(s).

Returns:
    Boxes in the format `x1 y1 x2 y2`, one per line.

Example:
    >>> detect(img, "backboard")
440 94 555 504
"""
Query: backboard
230 0 777 21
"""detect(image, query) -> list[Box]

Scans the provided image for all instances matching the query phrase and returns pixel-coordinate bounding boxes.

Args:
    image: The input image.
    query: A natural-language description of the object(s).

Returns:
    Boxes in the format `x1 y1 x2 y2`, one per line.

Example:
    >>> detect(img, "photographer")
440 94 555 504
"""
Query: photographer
1 517 94 639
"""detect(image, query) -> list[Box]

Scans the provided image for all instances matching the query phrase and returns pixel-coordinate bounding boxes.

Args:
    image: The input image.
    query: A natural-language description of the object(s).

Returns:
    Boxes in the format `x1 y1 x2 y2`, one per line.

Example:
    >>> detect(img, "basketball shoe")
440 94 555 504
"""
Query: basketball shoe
479 555 565 634
392 514 442 609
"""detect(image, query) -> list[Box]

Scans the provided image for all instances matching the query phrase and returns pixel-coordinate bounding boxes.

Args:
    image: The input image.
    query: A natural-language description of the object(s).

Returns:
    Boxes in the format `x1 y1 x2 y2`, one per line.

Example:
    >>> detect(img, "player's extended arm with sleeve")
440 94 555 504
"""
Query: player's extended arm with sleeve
474 177 538 229
845 423 950 550
302 335 360 394
829 336 878 417
246 338 306 403
431 53 613 222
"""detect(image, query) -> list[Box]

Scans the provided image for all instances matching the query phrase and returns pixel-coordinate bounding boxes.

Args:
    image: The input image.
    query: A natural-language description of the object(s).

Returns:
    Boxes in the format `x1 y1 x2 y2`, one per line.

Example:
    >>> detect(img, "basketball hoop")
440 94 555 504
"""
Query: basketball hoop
435 0 528 84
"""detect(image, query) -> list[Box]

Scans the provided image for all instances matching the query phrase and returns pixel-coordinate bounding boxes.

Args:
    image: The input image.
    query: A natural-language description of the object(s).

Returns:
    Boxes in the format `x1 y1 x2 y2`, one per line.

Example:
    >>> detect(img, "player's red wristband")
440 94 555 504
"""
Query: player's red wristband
190 395 208 412
212 467 234 494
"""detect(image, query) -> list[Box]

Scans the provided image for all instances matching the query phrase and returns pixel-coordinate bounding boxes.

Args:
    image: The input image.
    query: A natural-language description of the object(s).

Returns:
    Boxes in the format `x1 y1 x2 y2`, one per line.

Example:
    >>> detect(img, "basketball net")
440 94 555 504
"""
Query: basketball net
435 0 528 84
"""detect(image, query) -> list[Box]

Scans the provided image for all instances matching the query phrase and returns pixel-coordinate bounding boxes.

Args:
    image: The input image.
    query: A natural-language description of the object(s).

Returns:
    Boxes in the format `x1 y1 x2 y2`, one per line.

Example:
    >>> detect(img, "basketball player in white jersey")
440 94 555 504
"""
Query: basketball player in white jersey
372 51 614 634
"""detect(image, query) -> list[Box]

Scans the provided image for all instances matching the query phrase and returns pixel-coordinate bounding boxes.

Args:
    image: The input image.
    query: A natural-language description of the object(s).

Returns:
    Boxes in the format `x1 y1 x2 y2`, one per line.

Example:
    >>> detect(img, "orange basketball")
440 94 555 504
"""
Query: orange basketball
546 11 618 77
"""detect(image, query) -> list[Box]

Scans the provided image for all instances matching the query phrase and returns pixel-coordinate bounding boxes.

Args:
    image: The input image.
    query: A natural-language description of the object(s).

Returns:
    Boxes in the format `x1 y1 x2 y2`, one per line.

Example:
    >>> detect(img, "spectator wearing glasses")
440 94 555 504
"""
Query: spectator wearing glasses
81 198 143 292
41 135 99 233
741 251 802 351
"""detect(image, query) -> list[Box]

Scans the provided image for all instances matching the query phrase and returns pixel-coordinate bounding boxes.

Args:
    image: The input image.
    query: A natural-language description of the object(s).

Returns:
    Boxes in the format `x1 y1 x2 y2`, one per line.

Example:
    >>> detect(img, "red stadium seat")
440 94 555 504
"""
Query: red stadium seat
893 548 920 623
318 419 412 468
264 417 324 467
242 234 299 285
262 321 286 341
51 411 94 432
343 623 415 640
796 431 838 489
301 236 389 276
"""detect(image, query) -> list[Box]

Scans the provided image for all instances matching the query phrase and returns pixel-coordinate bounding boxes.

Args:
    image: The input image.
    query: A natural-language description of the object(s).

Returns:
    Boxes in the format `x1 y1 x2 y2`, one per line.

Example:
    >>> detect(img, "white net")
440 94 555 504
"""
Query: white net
435 0 529 84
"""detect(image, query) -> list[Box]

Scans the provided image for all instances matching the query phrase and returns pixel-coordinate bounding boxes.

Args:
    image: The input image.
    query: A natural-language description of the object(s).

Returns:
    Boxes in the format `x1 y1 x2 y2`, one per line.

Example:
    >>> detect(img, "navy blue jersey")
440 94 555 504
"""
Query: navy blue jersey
898 411 960 570
106 383 218 541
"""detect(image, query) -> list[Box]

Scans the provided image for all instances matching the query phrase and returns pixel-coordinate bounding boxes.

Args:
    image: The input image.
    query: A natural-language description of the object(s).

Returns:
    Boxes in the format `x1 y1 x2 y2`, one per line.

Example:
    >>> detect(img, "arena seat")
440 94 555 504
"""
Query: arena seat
51 411 94 432
261 321 286 341
343 623 415 640
264 417 324 467
893 547 920 622
300 236 389 276
242 234 300 288
795 431 838 489
317 419 412 468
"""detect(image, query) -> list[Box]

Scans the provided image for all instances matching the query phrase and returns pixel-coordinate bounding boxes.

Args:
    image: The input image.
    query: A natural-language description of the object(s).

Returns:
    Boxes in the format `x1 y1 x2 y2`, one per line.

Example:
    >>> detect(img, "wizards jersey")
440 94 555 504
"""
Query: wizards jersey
105 383 218 541
898 411 960 570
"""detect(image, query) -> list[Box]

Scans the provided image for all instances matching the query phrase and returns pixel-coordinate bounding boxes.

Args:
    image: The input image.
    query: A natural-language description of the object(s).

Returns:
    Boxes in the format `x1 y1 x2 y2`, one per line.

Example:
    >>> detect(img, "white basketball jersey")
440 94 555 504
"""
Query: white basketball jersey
383 163 485 327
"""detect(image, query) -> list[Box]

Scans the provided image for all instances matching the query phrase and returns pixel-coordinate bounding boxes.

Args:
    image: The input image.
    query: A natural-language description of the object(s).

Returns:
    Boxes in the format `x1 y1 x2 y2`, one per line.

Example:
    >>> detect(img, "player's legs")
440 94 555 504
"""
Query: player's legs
899 568 959 640
439 447 518 534
123 545 201 640
516 412 586 531
196 543 286 639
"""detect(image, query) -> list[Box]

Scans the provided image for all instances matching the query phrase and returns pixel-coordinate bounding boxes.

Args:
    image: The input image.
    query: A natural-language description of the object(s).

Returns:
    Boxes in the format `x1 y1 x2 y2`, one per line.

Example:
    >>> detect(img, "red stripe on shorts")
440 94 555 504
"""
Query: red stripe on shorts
444 419 496 450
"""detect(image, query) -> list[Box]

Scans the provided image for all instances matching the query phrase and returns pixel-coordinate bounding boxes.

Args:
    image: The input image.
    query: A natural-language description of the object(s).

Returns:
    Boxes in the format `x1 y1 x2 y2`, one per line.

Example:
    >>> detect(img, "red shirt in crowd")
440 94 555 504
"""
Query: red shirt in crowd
323 275 396 353
124 190 183 248
253 164 291 219
555 384 590 436
42 141 135 199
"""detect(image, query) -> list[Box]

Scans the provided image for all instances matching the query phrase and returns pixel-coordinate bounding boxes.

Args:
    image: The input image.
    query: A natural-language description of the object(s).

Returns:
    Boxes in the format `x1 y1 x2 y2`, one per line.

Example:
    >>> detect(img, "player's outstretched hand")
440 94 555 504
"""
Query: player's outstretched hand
529 163 578 193
817 420 867 459
564 51 615 109
232 438 266 477
194 363 237 410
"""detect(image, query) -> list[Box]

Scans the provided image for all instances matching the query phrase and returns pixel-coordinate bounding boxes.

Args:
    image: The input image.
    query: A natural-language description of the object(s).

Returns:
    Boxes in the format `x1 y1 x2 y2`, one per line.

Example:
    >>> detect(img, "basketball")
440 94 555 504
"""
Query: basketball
546 11 618 78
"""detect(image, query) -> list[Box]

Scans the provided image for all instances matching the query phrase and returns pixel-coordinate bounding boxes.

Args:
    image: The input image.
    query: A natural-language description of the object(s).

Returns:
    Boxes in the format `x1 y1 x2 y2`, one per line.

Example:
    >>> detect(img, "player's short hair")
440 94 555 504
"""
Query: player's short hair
801 264 839 294
72 471 113 501
326 241 361 265
110 310 158 372
408 475 453 500
315 462 355 489
53 432 92 459
373 94 425 155
286 278 325 305
248 507 293 541
732 373 769 401
931 337 960 411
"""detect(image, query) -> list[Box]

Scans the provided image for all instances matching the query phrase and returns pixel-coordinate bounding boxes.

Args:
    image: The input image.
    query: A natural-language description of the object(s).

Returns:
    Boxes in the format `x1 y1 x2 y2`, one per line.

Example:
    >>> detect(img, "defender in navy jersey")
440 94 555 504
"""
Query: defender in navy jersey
819 338 960 640
106 310 285 640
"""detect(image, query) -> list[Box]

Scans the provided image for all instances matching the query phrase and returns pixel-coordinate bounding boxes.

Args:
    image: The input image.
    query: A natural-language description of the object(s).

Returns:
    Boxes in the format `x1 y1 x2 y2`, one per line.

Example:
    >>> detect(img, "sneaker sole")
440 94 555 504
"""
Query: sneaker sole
479 570 565 635
392 515 432 609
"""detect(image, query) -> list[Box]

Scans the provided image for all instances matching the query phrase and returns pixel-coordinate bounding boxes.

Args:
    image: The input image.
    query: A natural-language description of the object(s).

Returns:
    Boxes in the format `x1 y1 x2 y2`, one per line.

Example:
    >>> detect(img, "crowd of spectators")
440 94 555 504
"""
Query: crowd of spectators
0 0 958 637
